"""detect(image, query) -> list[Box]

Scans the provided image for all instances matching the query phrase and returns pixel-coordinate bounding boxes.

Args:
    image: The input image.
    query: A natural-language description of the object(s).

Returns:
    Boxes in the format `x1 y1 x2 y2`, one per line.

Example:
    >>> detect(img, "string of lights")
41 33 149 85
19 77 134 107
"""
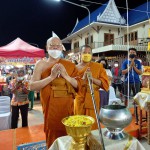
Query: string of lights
79 0 150 14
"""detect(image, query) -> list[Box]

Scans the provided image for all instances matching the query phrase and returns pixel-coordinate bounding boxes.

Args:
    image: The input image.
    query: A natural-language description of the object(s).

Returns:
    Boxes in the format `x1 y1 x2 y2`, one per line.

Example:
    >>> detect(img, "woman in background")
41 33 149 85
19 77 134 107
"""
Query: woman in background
97 58 112 107
10 69 29 129
98 58 112 84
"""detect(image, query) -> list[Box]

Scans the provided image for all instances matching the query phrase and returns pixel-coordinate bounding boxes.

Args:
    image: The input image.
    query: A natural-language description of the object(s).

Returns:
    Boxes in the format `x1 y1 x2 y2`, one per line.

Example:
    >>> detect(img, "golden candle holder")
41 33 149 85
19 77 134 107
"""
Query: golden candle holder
62 115 95 150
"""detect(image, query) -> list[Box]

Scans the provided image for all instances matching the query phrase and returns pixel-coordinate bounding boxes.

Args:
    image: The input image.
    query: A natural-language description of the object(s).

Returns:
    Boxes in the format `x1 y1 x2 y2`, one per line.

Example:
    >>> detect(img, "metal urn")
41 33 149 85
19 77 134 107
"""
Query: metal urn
99 104 132 140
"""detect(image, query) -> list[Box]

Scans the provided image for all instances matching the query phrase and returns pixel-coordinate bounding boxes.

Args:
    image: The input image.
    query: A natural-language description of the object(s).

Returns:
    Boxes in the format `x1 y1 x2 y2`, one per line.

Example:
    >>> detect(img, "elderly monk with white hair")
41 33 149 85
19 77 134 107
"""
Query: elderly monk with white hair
29 37 81 148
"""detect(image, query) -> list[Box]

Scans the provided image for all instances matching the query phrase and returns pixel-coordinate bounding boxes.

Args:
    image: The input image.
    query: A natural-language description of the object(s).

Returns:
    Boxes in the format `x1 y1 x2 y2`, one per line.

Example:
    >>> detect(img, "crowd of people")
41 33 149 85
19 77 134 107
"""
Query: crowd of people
0 36 144 149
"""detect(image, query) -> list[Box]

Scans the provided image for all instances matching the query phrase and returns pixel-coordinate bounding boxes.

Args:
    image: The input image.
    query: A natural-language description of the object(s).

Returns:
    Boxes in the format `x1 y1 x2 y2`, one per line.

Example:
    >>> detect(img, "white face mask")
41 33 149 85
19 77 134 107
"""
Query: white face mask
114 64 119 67
17 77 24 81
48 50 62 59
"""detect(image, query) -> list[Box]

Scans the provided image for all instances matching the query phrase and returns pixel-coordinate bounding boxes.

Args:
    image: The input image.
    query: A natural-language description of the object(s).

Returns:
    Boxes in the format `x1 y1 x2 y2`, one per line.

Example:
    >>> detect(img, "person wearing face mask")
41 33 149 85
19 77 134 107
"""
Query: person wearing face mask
111 61 122 97
122 48 142 124
74 45 109 130
9 69 29 129
29 36 81 148
122 48 142 106
98 58 112 85
96 58 112 108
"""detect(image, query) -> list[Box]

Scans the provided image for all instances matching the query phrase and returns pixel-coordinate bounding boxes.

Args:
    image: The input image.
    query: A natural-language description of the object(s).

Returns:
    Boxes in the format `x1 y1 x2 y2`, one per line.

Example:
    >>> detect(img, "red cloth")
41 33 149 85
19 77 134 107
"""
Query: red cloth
114 67 119 76
114 67 119 83
0 83 7 92
0 85 2 92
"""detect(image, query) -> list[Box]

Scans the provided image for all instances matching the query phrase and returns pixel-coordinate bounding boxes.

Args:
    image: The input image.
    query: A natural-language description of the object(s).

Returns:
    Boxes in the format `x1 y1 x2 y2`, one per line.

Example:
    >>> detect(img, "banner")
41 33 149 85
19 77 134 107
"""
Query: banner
0 57 42 66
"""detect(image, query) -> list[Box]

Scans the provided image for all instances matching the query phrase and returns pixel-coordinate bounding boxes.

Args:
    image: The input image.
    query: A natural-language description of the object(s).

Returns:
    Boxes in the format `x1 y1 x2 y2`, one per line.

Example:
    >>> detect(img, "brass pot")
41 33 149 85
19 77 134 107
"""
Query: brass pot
62 115 95 150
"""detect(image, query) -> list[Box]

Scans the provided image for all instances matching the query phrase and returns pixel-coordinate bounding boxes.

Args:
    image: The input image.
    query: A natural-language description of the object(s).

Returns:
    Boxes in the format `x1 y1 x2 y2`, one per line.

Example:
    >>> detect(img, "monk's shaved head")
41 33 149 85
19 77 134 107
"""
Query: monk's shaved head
46 37 62 46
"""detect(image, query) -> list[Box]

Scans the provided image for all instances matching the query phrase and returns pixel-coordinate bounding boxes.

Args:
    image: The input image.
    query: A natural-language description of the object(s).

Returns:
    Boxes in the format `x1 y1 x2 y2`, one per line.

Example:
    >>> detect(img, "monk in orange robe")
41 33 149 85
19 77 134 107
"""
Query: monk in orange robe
74 45 109 130
29 37 81 148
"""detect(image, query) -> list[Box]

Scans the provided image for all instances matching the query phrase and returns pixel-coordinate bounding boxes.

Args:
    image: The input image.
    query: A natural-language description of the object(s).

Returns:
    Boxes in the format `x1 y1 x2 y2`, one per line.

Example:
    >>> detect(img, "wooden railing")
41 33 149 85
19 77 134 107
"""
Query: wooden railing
69 37 150 53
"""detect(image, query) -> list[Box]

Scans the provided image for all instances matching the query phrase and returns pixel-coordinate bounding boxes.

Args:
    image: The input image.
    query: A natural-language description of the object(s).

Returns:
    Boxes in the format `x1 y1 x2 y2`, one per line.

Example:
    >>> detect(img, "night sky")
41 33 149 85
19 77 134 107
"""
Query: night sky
0 0 149 50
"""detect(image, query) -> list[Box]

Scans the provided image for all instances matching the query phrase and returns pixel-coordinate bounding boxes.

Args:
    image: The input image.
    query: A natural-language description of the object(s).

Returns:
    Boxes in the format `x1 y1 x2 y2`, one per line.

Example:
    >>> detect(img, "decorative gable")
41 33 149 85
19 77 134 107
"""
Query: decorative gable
97 0 126 24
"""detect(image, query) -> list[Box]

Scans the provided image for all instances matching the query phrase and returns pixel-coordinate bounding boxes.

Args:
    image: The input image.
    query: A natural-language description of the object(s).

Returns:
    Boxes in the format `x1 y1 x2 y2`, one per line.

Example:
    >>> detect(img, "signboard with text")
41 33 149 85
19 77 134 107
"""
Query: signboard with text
0 57 42 66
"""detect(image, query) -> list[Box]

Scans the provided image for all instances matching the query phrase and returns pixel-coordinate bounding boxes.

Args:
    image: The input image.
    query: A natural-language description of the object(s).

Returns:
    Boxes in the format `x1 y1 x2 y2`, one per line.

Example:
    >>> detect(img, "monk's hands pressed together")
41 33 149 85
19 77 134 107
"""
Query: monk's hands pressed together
58 63 69 79
82 67 91 80
57 63 77 87
50 64 60 80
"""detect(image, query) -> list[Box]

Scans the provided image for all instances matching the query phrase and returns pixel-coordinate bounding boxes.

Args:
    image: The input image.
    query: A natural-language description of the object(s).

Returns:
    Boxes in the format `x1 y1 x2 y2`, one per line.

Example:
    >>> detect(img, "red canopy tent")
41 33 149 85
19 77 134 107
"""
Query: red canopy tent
0 38 45 65
0 37 45 58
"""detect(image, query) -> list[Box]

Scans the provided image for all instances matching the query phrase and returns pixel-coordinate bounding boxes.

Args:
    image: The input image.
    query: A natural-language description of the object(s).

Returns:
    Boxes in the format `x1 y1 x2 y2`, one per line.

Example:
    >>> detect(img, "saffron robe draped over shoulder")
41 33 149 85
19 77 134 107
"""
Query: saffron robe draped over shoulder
40 59 81 148
74 62 109 129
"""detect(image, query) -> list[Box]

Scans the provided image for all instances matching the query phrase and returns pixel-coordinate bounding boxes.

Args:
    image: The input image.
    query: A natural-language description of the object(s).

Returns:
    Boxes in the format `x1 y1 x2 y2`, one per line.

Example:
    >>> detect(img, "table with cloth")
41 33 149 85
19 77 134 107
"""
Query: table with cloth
49 128 145 150
134 91 150 144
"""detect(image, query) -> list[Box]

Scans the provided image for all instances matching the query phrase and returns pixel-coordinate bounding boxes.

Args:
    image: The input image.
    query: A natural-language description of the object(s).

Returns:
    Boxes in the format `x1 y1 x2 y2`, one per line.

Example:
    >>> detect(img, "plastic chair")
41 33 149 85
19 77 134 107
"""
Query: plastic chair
0 96 11 130
108 86 121 105
0 96 10 114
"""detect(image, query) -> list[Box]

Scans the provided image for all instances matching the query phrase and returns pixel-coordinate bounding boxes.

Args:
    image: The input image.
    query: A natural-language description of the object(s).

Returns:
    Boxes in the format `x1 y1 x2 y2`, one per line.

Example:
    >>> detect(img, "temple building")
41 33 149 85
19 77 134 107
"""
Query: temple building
63 0 150 65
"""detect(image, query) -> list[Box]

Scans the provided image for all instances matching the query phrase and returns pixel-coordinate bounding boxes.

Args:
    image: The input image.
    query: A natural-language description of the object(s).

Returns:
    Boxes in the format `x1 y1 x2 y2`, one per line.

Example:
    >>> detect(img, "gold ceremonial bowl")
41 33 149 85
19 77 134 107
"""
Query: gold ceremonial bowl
62 115 95 150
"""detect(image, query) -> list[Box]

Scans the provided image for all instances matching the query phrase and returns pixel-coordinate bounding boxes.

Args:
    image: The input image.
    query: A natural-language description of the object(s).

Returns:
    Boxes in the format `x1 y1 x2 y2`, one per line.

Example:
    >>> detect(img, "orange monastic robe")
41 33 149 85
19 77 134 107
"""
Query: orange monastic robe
40 59 80 148
74 62 109 130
